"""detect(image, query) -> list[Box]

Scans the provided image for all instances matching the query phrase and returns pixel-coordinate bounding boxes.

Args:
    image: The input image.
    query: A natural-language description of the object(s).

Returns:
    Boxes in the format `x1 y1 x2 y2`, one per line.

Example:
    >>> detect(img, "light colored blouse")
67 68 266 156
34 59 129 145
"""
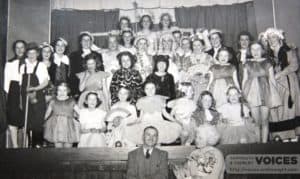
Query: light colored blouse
4 59 21 92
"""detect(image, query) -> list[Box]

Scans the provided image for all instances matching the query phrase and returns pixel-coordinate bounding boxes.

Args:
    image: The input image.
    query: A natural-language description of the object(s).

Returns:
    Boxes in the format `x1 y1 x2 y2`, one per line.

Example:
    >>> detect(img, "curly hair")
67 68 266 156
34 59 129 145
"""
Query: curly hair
83 53 103 72
116 51 137 69
138 14 154 30
158 13 173 30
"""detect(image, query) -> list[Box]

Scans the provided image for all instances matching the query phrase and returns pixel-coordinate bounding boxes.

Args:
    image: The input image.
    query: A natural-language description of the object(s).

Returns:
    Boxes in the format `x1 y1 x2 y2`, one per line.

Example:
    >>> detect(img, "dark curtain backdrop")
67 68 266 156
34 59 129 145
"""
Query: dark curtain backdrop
175 1 257 50
51 9 119 53
51 1 256 53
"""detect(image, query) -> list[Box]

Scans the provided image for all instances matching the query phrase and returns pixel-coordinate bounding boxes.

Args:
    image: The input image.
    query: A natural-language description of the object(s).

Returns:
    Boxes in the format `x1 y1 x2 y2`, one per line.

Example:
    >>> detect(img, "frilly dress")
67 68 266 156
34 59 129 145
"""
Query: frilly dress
77 108 107 147
217 103 259 144
125 95 182 144
44 98 80 143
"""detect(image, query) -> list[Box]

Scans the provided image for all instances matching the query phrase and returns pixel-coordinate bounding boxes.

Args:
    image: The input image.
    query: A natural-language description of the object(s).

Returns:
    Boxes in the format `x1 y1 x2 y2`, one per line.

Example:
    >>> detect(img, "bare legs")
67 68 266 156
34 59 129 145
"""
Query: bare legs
251 106 269 143
54 142 73 148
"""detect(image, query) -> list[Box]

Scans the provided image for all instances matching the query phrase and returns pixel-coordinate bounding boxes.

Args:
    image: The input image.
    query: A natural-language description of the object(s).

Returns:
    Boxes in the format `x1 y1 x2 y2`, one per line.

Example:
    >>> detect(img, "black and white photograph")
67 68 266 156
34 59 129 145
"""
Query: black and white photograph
0 0 300 178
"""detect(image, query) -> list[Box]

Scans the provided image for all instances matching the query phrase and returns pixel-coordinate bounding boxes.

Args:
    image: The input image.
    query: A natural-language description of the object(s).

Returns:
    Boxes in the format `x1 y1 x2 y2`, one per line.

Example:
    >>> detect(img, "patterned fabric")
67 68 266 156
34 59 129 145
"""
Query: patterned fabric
110 68 143 105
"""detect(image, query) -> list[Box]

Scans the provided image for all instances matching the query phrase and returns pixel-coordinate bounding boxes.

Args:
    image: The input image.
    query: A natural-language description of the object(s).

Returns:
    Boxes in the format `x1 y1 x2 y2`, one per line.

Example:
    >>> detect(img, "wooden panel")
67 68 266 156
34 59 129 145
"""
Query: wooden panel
0 144 300 179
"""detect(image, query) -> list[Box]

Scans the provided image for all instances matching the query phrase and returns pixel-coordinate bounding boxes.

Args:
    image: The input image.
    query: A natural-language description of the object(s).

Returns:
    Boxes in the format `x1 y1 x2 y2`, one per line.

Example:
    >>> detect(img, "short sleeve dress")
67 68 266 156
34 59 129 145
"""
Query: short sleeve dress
44 98 80 143
77 108 107 147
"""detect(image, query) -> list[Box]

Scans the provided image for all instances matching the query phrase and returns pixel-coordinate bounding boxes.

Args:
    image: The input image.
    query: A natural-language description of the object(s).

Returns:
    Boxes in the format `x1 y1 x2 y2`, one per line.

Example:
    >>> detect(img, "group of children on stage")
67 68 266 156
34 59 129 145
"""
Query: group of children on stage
3 13 300 148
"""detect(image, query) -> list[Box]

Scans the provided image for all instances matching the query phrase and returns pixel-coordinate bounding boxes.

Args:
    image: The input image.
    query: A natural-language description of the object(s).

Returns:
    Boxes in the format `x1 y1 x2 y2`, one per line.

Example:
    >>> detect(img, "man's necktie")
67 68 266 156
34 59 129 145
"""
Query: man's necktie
145 149 150 159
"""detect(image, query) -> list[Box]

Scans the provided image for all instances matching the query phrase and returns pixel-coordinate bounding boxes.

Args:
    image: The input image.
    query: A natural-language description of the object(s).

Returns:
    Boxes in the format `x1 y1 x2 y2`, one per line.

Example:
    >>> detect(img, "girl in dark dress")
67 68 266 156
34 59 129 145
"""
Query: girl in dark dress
110 51 143 105
4 40 26 148
145 55 176 100
20 42 49 148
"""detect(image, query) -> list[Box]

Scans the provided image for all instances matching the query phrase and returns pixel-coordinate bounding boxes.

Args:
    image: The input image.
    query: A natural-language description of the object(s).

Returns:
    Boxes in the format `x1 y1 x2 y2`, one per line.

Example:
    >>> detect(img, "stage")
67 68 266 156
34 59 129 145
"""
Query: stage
0 143 300 179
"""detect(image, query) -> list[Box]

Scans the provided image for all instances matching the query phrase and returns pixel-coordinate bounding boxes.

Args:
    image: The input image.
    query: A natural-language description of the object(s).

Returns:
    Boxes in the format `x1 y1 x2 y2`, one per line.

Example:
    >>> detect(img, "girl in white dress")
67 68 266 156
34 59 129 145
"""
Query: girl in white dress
77 92 107 147
217 86 259 144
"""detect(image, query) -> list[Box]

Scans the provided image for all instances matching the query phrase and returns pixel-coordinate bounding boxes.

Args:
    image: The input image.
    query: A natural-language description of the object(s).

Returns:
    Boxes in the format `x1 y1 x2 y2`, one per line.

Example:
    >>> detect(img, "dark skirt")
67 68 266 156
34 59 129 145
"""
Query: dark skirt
7 81 23 127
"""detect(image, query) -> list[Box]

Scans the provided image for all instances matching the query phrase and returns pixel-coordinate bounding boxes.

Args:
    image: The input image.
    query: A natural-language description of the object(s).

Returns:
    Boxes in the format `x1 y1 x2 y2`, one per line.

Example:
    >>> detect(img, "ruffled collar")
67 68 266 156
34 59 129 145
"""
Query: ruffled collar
54 53 69 66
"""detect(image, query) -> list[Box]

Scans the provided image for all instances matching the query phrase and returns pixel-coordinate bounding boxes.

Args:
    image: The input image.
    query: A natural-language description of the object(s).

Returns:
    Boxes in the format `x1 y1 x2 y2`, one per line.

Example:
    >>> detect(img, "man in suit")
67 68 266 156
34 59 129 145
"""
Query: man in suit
126 126 168 179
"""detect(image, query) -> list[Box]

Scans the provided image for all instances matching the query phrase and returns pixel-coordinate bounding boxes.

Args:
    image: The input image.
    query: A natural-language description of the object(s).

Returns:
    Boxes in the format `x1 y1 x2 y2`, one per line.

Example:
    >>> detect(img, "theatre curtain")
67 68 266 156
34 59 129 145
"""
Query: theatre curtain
51 9 119 51
175 1 257 49
51 1 256 52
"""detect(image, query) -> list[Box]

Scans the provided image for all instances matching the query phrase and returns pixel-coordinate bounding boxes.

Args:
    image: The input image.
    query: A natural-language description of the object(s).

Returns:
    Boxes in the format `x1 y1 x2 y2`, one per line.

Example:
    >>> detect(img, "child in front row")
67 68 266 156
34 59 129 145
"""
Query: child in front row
77 92 107 147
44 82 80 148
217 86 259 144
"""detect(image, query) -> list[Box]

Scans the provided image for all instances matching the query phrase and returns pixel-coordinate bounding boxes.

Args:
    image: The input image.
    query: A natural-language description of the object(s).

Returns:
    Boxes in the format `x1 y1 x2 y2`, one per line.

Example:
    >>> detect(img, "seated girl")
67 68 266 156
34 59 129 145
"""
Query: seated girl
217 86 259 144
105 87 137 147
167 82 197 145
125 82 182 145
191 91 221 127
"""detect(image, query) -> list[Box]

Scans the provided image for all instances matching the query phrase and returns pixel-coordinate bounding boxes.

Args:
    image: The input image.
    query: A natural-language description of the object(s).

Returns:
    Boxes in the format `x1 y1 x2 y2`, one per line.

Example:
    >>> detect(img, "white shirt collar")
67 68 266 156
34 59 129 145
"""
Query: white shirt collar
143 147 154 156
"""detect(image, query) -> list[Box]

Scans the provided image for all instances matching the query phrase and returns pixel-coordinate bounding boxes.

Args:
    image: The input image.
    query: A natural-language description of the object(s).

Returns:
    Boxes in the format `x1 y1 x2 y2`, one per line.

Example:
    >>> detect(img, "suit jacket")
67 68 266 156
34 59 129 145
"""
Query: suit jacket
127 147 169 179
